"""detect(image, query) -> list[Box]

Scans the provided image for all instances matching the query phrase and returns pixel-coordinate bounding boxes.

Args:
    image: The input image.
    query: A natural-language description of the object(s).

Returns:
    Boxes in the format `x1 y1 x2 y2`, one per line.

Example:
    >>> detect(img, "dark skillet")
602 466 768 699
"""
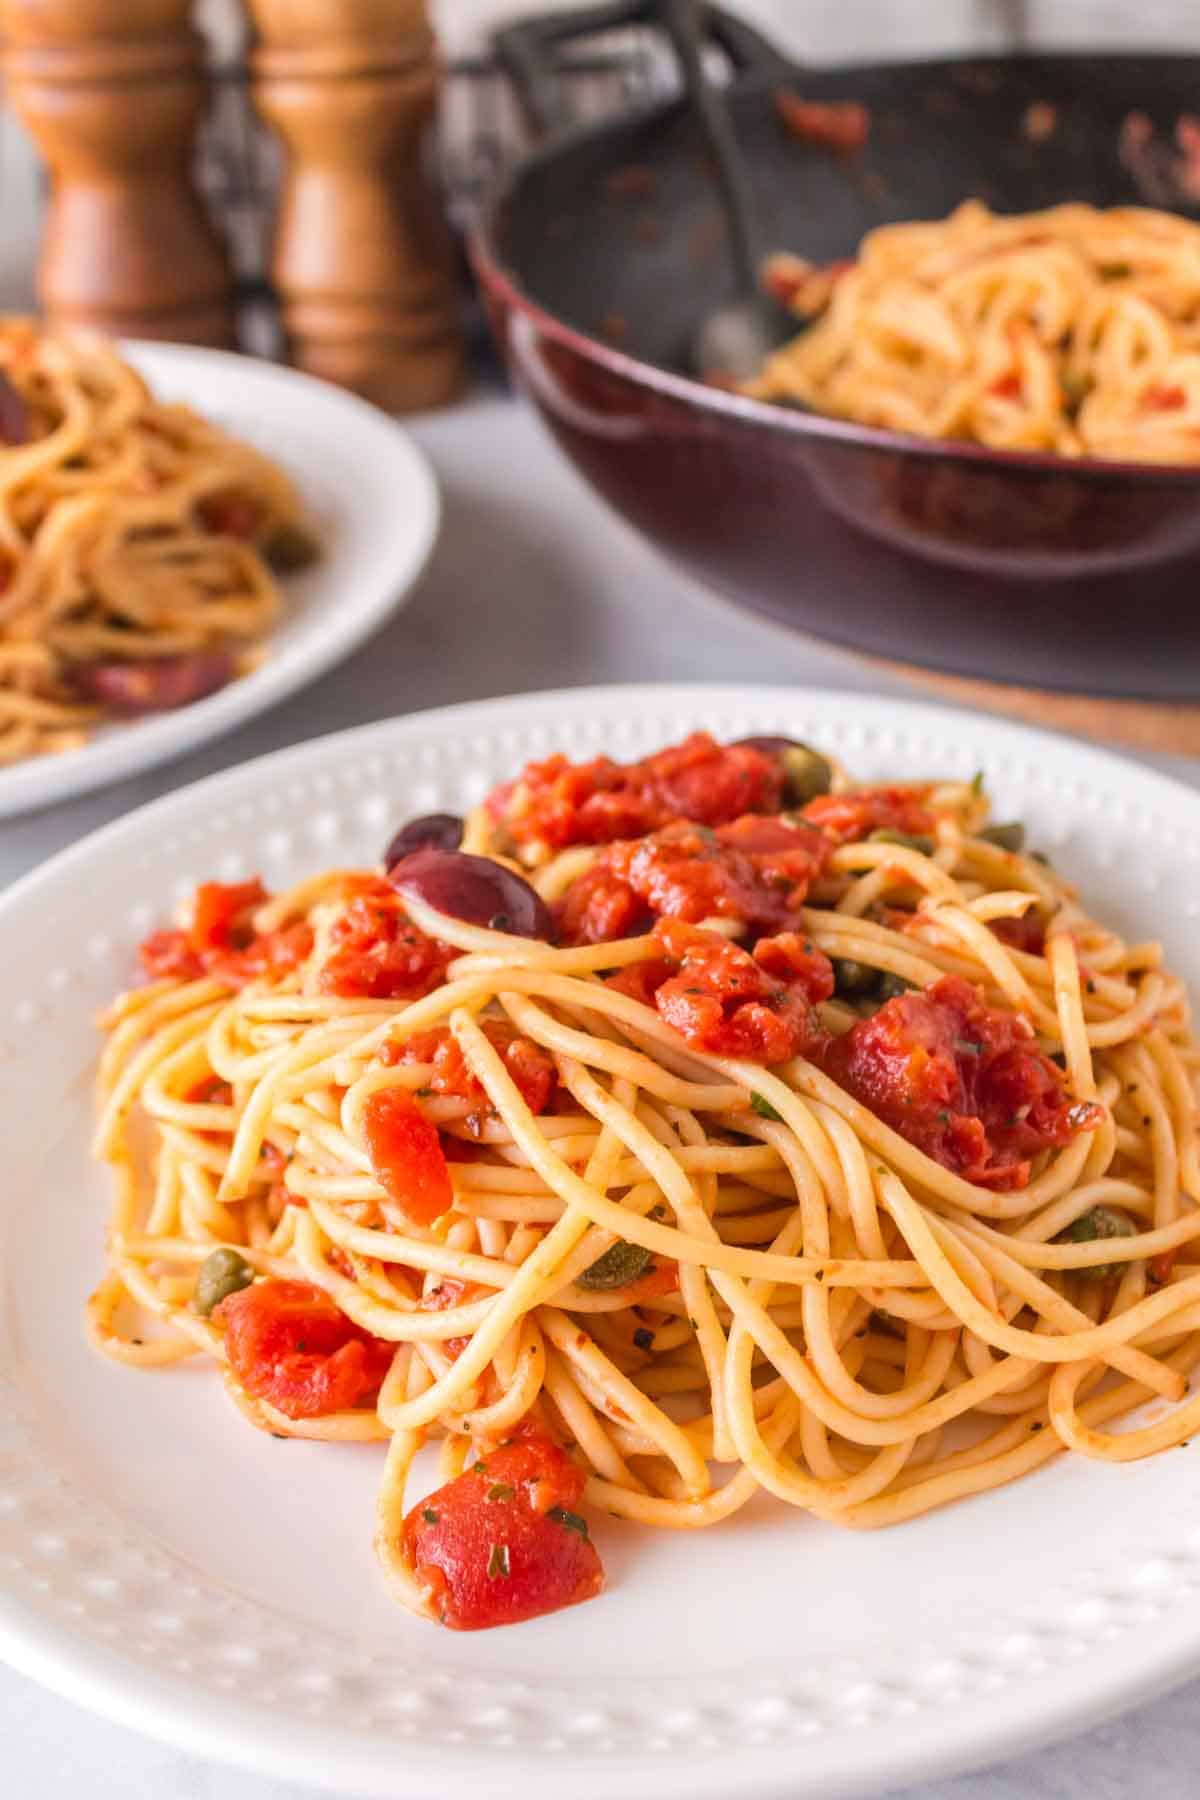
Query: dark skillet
471 2 1200 702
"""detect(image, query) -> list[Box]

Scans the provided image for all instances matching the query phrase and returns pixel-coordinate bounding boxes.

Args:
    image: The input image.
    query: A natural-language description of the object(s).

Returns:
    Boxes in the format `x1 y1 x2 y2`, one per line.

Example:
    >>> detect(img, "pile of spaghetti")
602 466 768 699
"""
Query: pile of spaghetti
0 318 317 765
90 730 1200 1632
746 201 1200 462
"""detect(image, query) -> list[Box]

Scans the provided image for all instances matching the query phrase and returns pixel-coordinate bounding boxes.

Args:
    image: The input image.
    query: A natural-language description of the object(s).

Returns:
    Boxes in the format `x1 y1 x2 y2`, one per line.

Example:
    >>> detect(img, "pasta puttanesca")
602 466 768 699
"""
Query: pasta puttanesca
746 201 1200 463
0 318 317 765
88 730 1200 1631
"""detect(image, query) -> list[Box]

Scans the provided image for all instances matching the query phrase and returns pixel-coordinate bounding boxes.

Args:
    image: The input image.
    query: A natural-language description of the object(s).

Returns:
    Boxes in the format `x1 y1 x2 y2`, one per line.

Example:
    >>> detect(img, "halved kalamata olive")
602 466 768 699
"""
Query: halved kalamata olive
733 735 832 805
980 821 1026 853
262 521 321 572
0 370 30 445
389 848 556 942
70 651 236 715
383 812 463 869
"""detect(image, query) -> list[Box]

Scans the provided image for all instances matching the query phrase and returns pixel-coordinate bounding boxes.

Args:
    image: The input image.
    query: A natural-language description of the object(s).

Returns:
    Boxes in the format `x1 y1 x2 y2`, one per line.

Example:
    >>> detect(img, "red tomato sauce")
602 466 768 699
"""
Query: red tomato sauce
420 1276 475 1359
489 731 783 851
610 919 833 1064
316 880 453 1001
774 91 870 154
801 785 934 847
557 813 830 946
362 1087 454 1226
990 912 1047 956
215 1277 394 1419
139 878 313 988
381 1020 557 1115
823 974 1102 1189
398 1425 604 1630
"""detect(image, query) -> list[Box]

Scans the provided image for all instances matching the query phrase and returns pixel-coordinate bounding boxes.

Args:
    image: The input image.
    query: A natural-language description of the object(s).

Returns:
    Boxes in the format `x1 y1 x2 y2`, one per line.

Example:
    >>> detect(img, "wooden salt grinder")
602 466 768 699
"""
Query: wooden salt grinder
248 0 464 411
0 0 234 345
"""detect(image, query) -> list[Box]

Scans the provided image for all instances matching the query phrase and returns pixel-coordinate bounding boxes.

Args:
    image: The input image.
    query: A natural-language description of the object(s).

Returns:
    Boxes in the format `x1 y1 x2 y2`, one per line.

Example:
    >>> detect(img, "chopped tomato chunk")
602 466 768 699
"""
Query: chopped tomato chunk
802 785 934 847
384 1020 557 1114
612 919 832 1064
362 1086 454 1225
215 1277 394 1419
139 878 313 988
398 1425 604 1630
1150 1248 1179 1286
1143 384 1186 412
823 974 1101 1189
196 488 264 538
420 1277 475 1358
557 813 830 946
490 732 783 850
315 882 452 1000
990 911 1047 955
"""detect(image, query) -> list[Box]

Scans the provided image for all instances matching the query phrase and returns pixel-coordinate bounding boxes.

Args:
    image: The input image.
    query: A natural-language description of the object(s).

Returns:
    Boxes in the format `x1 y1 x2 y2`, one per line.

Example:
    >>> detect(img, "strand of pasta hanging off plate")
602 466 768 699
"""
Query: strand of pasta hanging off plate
0 318 318 765
88 727 1200 1630
745 201 1200 461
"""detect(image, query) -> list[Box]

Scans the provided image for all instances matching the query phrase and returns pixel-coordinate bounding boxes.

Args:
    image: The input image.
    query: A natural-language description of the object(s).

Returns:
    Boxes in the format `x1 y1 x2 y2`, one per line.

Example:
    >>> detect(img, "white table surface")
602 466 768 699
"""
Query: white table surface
2 387 1199 1799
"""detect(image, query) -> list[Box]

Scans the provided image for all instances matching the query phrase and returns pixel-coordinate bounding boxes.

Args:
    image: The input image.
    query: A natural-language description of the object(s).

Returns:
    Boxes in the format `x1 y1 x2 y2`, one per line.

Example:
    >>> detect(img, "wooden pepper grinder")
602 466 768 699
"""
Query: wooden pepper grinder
247 0 464 410
0 0 234 345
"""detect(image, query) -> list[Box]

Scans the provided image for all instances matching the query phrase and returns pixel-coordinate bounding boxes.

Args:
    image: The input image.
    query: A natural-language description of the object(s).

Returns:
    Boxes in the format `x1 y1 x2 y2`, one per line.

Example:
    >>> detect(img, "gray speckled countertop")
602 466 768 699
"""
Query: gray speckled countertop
2 392 1198 1799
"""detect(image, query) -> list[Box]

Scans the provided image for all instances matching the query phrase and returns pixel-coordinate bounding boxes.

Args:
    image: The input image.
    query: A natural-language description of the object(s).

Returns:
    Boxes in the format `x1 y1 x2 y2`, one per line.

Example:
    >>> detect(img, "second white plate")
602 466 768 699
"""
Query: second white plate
0 343 439 818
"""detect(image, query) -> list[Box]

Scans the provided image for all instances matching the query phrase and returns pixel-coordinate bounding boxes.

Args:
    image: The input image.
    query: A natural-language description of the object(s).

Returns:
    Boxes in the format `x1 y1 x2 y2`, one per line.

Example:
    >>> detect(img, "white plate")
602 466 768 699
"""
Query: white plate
0 343 439 819
3 684 1200 1800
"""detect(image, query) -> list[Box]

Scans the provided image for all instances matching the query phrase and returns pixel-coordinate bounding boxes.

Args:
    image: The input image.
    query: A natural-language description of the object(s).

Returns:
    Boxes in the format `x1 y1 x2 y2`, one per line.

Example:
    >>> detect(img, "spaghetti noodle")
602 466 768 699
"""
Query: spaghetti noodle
0 318 318 765
746 201 1200 462
89 729 1200 1631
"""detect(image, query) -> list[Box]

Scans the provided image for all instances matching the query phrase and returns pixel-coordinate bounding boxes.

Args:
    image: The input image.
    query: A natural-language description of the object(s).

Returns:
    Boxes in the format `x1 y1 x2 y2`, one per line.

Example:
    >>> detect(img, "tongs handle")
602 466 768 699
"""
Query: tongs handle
493 0 787 142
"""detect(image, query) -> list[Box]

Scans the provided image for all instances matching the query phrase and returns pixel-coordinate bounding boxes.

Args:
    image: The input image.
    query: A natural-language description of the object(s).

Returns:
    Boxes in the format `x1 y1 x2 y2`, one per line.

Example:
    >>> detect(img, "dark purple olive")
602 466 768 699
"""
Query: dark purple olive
389 848 556 942
70 651 235 715
382 812 463 869
0 370 30 446
733 736 832 805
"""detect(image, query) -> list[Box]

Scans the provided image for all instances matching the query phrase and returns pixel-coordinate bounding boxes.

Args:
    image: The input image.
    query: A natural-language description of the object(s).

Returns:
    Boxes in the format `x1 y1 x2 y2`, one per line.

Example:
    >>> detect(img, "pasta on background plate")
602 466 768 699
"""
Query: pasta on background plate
0 318 318 766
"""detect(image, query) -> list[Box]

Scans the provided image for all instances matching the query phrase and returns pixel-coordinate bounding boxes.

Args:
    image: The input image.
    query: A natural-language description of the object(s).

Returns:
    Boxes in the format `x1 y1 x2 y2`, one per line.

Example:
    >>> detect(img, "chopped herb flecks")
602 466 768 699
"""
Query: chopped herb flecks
548 1506 589 1540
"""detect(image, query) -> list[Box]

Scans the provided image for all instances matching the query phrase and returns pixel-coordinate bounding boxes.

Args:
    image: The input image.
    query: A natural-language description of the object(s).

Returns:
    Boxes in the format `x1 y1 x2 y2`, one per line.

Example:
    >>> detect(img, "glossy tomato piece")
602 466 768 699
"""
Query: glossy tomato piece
490 731 784 851
615 918 832 1064
362 1086 454 1225
384 1021 557 1115
823 974 1102 1188
399 1427 604 1630
316 885 452 1000
557 814 829 946
215 1278 394 1419
803 785 934 847
138 879 313 989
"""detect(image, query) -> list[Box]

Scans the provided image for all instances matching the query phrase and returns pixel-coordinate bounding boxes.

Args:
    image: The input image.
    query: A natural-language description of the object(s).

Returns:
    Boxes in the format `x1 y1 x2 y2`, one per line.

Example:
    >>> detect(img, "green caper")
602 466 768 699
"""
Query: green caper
577 1239 654 1291
779 744 833 806
833 958 881 998
876 972 914 1001
868 828 935 855
194 1246 255 1316
980 822 1026 853
1062 1205 1137 1281
262 521 321 573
